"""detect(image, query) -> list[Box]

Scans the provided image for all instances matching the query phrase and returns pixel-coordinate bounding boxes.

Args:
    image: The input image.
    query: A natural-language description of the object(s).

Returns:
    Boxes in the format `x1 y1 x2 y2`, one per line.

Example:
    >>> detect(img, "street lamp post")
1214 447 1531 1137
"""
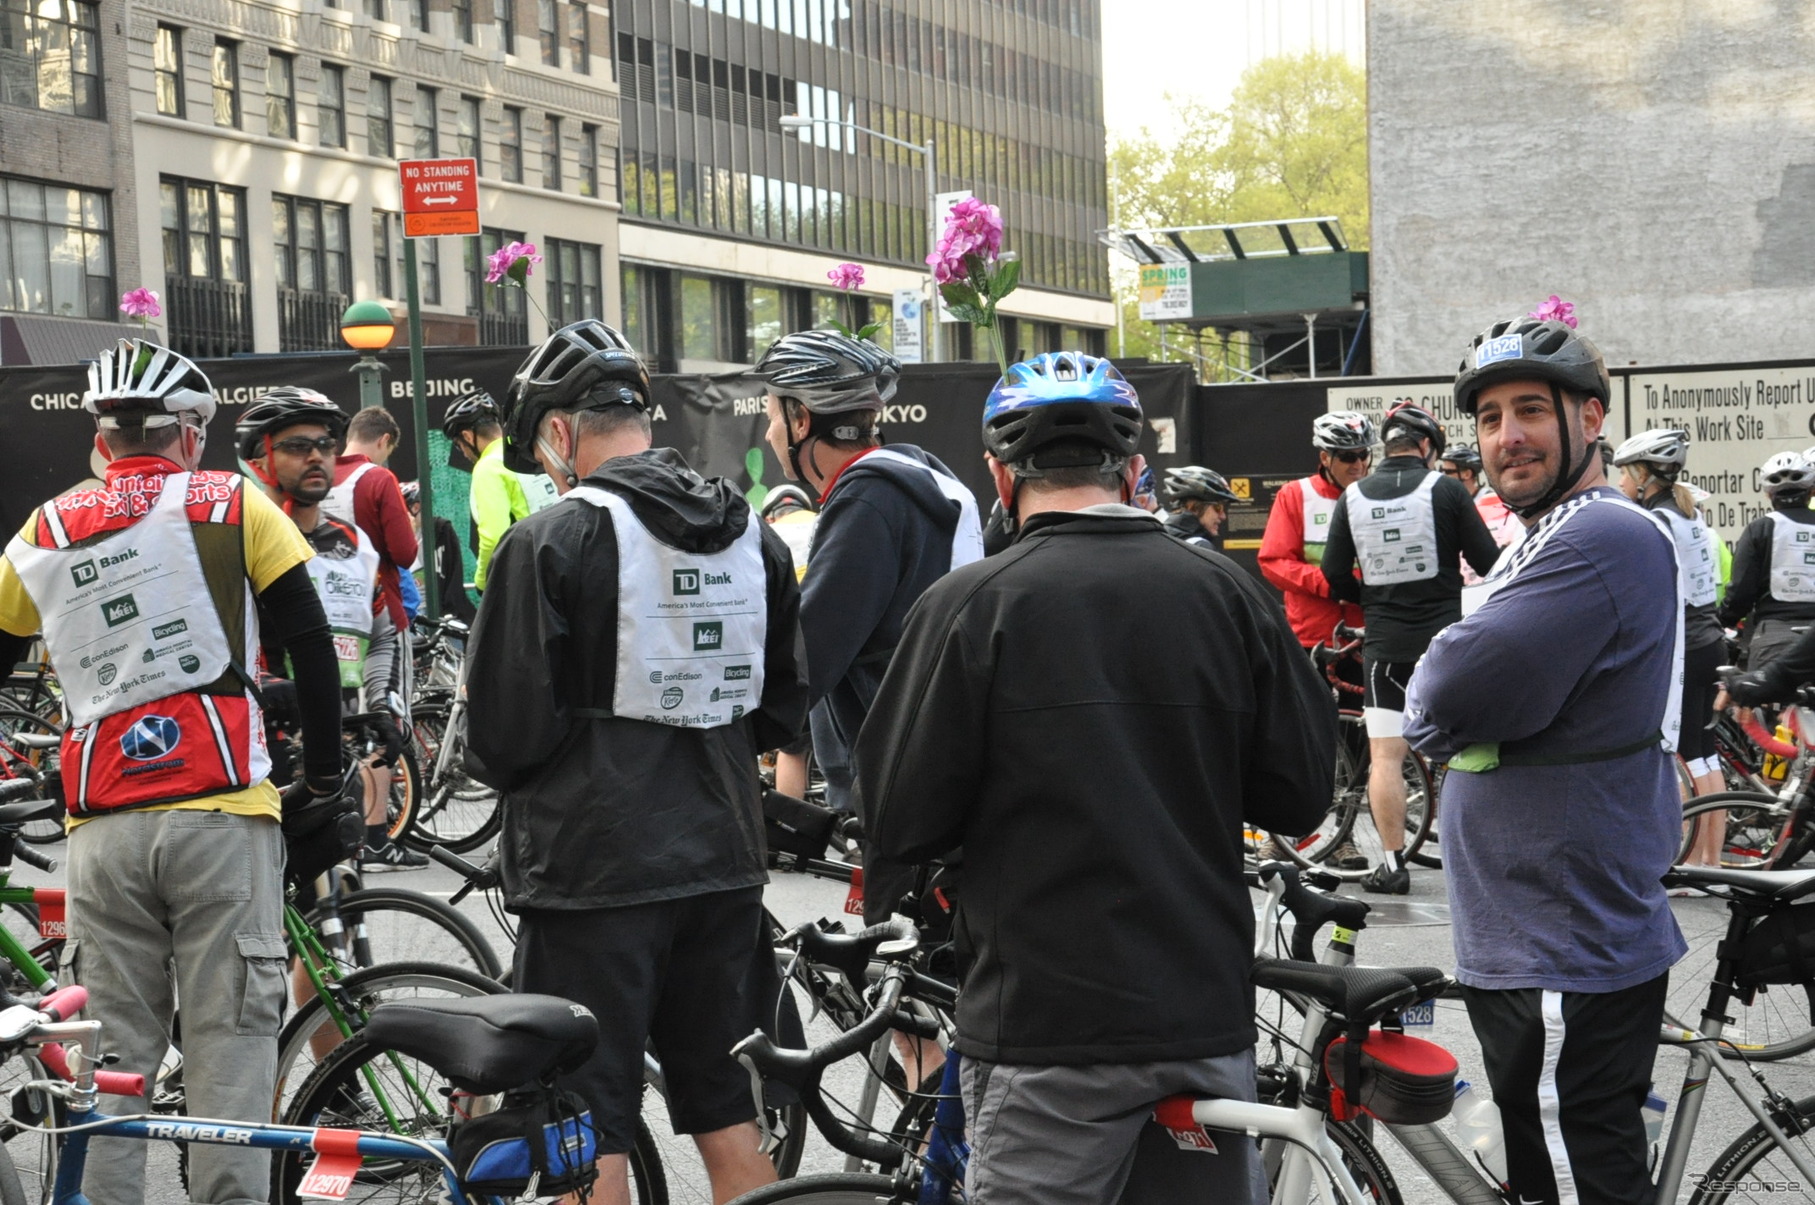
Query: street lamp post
339 299 396 409
778 114 939 362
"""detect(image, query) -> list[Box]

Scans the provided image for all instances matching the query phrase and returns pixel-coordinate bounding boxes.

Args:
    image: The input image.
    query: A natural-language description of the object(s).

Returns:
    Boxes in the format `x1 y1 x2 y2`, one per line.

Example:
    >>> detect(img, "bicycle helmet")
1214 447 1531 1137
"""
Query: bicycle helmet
1611 429 1690 477
1381 402 1446 458
752 330 900 415
1312 411 1376 452
399 481 421 508
1162 466 1241 508
1440 445 1483 473
760 483 815 520
84 339 216 427
1760 451 1815 499
981 352 1143 471
235 388 348 463
441 390 502 439
501 319 651 480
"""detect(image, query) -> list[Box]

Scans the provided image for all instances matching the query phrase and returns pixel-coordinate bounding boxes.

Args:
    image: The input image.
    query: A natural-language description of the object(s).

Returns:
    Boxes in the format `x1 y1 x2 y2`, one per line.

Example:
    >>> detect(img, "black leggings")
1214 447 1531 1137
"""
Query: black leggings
1678 639 1724 763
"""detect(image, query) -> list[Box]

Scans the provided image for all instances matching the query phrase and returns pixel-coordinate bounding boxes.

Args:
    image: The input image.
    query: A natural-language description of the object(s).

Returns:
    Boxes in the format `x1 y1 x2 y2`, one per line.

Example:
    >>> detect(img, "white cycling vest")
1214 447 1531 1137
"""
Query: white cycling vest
5 472 235 728
1299 477 1338 566
1346 471 1442 586
854 449 984 572
1659 507 1719 609
515 470 561 515
302 521 381 686
1767 511 1815 603
321 461 375 527
567 485 768 730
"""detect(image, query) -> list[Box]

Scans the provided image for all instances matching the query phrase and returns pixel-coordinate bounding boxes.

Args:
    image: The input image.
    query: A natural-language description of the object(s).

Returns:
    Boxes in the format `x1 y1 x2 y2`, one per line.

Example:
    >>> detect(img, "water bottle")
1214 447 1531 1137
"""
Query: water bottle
1451 1080 1508 1187
1643 1086 1667 1148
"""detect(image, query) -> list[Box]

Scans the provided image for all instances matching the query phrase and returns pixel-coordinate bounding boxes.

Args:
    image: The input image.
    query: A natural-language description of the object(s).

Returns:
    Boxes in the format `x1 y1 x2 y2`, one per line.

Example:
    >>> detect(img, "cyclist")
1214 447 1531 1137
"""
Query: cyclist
239 391 427 872
323 404 418 715
399 481 477 624
1159 465 1239 549
1257 411 1370 650
755 329 982 816
442 389 559 593
1718 450 1815 670
759 484 818 797
0 339 347 1205
462 319 809 1205
1612 430 1726 823
858 352 1332 1205
1404 312 1685 1205
1320 402 1499 894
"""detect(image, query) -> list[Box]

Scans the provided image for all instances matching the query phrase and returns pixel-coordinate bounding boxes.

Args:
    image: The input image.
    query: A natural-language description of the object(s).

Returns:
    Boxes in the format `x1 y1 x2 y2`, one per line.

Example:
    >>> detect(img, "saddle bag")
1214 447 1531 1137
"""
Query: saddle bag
1735 902 1815 988
1323 1029 1457 1125
763 788 837 861
449 1087 598 1196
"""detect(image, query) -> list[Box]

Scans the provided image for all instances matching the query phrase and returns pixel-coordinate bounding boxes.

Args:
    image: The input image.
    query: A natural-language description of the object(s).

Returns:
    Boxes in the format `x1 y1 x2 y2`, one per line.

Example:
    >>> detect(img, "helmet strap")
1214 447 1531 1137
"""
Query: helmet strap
1506 382 1596 521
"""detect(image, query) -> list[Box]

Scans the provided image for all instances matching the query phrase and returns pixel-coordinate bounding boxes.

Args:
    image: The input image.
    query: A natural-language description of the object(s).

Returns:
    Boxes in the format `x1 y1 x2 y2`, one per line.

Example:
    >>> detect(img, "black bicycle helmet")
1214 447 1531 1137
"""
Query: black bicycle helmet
1440 444 1483 473
1381 402 1446 458
752 330 900 414
441 390 502 439
1162 466 1240 508
235 388 348 463
501 319 651 477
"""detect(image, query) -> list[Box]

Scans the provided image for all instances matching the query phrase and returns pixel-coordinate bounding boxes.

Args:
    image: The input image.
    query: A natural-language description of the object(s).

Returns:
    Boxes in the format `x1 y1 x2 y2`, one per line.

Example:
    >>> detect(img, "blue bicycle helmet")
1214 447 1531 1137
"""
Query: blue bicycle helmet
981 352 1143 469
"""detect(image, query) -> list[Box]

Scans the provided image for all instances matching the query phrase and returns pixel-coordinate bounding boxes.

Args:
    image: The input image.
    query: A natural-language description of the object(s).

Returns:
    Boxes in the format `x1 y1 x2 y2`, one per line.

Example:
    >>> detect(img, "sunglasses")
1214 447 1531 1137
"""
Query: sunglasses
1332 450 1371 464
1439 467 1464 477
272 435 338 456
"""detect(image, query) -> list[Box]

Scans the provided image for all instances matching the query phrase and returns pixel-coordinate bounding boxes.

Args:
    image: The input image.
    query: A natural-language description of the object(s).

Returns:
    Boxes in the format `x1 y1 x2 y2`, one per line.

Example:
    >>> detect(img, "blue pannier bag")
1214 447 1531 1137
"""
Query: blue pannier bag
450 1088 598 1195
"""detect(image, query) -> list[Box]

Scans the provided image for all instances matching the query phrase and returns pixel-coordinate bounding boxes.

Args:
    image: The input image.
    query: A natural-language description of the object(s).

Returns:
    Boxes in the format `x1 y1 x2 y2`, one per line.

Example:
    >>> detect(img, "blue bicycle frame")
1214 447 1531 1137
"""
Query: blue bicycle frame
917 1054 969 1205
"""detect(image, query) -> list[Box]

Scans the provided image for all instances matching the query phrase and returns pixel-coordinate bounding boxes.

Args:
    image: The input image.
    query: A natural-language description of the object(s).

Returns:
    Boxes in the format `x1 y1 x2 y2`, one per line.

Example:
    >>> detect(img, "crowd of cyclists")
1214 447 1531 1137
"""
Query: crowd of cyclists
0 296 1812 1204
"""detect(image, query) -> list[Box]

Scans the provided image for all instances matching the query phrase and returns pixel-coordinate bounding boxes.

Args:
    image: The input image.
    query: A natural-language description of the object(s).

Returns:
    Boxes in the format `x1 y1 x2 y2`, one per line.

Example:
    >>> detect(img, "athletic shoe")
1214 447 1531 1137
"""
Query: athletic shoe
1361 864 1410 895
1256 837 1288 863
1331 840 1370 871
360 841 429 872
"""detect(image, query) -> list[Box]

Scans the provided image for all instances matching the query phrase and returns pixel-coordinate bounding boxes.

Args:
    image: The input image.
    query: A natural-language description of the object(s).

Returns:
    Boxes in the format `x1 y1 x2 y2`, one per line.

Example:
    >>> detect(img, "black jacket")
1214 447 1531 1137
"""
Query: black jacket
801 444 975 750
856 505 1333 1065
1719 505 1815 629
1321 456 1500 662
463 448 809 910
1161 509 1217 549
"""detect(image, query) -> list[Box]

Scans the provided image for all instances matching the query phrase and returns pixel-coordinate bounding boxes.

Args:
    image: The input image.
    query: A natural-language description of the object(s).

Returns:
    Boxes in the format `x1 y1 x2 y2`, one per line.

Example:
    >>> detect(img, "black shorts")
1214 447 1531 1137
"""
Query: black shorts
514 886 768 1153
1678 641 1724 763
1362 655 1416 739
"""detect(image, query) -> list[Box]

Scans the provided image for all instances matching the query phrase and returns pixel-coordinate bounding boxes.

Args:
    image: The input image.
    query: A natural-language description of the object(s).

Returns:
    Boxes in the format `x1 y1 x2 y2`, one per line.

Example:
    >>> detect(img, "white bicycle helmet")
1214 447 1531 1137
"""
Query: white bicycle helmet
84 339 216 428
1611 429 1689 475
1312 410 1376 452
1760 451 1815 498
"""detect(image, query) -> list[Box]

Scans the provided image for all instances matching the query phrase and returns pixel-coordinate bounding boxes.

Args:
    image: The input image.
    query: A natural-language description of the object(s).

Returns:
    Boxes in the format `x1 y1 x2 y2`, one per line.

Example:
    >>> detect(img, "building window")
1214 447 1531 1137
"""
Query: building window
495 0 514 54
0 0 102 118
379 214 440 303
568 2 588 73
367 75 393 157
678 273 721 362
538 0 558 66
266 52 294 139
541 115 561 190
544 238 597 325
373 210 393 299
467 227 526 344
364 0 385 20
272 194 351 351
0 175 112 319
746 285 781 359
405 232 441 305
210 39 238 128
412 85 437 158
500 106 523 182
456 95 480 170
450 0 472 42
153 25 183 117
577 124 597 197
407 0 426 31
318 64 345 148
159 177 250 358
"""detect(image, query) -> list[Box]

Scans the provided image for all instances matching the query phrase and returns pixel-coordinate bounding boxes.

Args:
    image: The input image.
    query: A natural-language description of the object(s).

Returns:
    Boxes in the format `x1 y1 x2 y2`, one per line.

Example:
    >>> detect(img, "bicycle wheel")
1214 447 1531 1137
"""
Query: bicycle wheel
724 1174 899 1204
1409 761 1445 868
1663 894 1815 1061
274 962 505 1122
276 1029 669 1205
1279 714 1433 880
0 1135 27 1205
1676 793 1786 870
401 704 501 853
0 709 65 844
307 886 503 980
0 1050 58 1204
1685 1092 1815 1204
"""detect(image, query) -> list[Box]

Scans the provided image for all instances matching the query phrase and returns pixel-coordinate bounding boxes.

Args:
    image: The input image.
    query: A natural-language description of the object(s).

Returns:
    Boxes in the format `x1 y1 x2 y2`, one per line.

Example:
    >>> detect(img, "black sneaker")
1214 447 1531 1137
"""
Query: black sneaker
360 841 429 872
1361 864 1410 895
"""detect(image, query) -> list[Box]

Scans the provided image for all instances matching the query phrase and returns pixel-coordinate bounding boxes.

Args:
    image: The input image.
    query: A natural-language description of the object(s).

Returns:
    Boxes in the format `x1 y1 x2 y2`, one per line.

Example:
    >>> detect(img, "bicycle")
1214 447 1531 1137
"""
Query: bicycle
402 636 502 853
0 710 66 846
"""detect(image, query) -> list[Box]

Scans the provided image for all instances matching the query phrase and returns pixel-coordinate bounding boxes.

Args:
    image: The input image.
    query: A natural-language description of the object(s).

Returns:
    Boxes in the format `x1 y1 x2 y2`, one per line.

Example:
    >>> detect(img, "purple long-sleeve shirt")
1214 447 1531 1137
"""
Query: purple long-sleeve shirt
1405 487 1686 992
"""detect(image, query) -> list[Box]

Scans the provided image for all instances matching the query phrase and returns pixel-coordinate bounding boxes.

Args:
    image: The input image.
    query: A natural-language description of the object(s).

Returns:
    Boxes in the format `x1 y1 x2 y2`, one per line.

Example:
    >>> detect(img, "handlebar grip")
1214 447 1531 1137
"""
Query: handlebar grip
95 1069 146 1097
14 844 57 874
0 780 40 804
36 986 84 1022
427 844 485 878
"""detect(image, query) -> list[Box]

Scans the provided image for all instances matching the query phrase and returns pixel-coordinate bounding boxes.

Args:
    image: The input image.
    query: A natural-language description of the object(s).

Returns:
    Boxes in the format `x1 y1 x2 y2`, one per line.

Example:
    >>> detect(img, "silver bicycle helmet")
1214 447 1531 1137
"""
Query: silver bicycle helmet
1761 451 1815 498
1312 411 1376 452
84 339 216 427
752 330 900 415
1611 429 1689 476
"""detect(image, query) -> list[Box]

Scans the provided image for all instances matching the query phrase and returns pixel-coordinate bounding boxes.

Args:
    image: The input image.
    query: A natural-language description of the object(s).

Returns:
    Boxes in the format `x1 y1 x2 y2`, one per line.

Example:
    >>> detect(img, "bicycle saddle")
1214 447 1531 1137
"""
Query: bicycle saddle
1664 865 1815 904
1252 957 1451 1026
360 994 599 1094
5 733 57 751
0 793 57 823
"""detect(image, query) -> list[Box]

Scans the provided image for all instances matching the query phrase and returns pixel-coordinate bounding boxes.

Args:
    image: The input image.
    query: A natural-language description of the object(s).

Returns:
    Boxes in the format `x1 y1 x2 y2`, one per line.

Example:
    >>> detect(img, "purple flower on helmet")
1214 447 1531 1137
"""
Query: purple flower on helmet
1529 294 1578 329
827 262 865 291
485 241 544 285
119 287 161 322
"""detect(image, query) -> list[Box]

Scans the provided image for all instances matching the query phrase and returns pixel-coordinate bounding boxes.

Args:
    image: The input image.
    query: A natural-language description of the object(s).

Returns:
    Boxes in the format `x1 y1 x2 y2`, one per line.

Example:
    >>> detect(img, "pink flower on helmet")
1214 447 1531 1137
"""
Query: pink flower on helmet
1529 294 1578 329
926 198 1004 283
485 241 543 285
827 262 865 291
118 287 161 321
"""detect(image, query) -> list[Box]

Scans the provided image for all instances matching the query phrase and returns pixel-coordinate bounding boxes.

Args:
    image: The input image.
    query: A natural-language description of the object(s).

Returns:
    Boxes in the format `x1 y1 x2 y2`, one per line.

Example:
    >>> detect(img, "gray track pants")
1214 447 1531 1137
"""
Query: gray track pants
68 809 286 1205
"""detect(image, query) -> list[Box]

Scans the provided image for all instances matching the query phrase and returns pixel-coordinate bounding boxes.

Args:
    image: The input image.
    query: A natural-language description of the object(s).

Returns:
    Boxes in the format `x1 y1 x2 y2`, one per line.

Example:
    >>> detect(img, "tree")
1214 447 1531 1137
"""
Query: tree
1109 50 1368 372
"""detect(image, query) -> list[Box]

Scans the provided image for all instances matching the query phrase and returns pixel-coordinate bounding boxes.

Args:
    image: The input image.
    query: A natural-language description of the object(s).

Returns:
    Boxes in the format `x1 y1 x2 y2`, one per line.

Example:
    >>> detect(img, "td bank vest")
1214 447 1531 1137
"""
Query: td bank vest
1347 471 1441 586
5 470 268 814
1767 511 1815 603
567 485 767 729
302 518 381 690
1299 477 1338 566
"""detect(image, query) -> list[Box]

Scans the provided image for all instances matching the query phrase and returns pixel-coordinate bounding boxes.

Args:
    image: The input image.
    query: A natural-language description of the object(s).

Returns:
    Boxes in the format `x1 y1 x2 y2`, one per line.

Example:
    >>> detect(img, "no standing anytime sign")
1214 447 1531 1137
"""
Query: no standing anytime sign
399 158 480 237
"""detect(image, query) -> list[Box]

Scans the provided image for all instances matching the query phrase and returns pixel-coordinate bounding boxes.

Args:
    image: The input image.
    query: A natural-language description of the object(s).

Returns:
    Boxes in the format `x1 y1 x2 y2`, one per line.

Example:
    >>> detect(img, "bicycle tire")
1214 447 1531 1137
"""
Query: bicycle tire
308 886 504 980
0 1135 27 1205
1676 793 1788 870
0 1051 58 1203
0 708 66 844
276 1028 669 1205
1409 762 1444 868
406 703 494 803
1663 884 1815 1061
401 705 501 853
724 1173 900 1204
1684 1092 1815 1204
1317 1118 1403 1205
1278 714 1433 880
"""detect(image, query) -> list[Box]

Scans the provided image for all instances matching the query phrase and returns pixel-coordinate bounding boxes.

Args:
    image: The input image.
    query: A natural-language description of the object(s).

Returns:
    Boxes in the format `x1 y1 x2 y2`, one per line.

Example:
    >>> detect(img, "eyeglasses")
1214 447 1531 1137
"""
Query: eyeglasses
272 436 338 457
1332 450 1371 464
1439 467 1464 477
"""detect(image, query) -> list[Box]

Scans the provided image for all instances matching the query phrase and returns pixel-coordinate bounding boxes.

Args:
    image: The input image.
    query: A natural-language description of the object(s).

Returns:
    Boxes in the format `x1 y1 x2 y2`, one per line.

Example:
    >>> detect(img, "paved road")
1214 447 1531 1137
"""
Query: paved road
4 847 1806 1202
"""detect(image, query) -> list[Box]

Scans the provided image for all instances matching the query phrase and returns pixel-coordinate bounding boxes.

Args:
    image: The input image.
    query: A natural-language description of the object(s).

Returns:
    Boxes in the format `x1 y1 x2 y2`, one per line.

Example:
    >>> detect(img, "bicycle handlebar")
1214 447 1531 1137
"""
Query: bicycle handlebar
1248 862 1372 962
0 780 40 804
35 1041 144 1098
13 843 55 874
426 845 498 905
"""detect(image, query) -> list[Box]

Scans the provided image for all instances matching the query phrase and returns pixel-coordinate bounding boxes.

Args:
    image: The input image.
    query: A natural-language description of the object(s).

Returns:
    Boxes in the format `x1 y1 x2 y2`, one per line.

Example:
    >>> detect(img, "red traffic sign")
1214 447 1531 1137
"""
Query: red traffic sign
399 158 480 237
